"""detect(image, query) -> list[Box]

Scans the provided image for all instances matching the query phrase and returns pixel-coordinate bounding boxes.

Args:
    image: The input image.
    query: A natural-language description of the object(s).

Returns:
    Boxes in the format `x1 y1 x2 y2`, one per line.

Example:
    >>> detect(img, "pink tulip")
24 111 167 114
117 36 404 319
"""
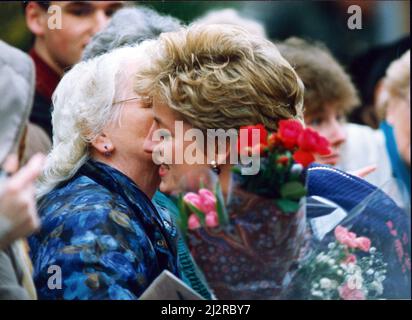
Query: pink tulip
198 189 217 213
205 211 219 228
184 192 203 210
188 214 201 230
184 189 219 229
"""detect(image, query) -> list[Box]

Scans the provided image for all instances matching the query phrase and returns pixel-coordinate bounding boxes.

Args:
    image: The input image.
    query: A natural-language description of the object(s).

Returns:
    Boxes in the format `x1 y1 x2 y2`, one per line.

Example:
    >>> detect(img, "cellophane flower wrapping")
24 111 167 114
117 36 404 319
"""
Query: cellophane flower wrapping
184 184 309 299
286 179 411 299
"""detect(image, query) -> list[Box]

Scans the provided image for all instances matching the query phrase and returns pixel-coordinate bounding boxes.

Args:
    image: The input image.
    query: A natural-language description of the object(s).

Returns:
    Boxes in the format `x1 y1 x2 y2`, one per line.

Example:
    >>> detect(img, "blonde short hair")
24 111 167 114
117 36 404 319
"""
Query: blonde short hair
276 37 360 116
383 50 410 100
135 24 304 131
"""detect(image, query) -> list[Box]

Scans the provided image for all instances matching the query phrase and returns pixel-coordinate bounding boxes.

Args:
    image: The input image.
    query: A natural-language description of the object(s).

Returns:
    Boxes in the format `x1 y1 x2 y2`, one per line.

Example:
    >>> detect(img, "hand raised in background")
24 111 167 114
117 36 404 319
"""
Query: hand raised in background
0 153 45 249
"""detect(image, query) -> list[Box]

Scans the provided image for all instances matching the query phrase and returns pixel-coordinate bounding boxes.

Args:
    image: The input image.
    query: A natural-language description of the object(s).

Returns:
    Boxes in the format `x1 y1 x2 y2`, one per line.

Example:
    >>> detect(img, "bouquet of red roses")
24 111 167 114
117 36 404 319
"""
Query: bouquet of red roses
175 119 331 299
233 119 330 213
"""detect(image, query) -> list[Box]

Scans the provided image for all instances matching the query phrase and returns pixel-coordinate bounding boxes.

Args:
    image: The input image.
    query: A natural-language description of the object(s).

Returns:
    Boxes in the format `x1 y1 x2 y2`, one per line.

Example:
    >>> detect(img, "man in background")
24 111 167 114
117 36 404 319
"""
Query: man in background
23 1 125 137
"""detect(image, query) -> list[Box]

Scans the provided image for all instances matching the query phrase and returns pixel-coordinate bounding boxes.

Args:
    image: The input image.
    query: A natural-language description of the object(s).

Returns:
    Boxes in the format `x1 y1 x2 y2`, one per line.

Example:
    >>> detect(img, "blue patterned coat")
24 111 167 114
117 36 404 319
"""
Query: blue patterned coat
29 160 180 300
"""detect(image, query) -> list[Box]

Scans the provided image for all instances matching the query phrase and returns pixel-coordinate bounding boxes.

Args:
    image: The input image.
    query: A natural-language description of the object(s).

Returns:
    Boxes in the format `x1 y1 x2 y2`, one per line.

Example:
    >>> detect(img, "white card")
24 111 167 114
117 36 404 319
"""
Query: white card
139 270 205 300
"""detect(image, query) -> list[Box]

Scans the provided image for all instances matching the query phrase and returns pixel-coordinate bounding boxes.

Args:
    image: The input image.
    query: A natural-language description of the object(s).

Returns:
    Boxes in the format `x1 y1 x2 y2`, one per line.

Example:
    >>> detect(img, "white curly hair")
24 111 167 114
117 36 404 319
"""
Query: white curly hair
36 41 155 198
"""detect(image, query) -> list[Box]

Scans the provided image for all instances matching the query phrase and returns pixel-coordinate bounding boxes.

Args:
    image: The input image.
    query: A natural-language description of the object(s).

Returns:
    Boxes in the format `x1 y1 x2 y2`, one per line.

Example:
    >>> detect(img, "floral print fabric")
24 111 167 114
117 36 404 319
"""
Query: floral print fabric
29 160 180 300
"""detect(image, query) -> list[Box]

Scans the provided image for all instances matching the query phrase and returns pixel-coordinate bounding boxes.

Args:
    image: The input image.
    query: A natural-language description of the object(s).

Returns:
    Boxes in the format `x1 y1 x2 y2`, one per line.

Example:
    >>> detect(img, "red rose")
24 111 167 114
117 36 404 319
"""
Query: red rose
315 135 331 156
297 128 319 152
278 119 303 149
293 149 315 167
297 128 331 155
238 124 268 155
267 133 279 149
276 155 290 165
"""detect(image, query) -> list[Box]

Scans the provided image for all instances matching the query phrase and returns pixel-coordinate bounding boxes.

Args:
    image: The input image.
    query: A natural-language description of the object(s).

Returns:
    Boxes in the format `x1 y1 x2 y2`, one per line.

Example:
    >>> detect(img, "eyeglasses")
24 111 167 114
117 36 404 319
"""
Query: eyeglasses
112 96 152 105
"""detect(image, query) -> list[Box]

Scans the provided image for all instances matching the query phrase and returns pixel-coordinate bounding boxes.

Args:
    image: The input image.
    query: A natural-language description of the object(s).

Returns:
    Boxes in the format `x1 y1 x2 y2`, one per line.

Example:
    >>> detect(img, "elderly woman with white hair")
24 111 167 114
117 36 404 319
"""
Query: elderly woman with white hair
29 43 180 300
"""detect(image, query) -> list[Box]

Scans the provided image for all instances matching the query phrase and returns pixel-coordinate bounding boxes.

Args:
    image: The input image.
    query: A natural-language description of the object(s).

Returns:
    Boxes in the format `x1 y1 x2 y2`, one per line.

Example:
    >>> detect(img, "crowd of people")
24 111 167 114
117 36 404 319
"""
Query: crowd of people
0 1 410 300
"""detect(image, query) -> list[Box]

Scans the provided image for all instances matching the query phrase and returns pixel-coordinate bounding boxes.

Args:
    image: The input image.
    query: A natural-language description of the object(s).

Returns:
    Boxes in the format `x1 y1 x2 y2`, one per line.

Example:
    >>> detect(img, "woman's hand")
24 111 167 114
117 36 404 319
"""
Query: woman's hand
0 153 45 249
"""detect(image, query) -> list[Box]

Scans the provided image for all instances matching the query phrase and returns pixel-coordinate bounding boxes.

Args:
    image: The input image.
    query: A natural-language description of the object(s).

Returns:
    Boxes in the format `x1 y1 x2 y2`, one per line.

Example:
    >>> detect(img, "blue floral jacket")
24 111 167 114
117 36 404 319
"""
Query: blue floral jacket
29 160 180 300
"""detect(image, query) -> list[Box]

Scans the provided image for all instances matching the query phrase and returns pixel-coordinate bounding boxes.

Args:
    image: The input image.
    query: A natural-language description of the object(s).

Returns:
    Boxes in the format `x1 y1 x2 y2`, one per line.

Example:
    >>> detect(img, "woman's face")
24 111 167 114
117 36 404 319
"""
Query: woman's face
386 94 411 166
305 105 347 166
103 95 160 195
106 98 154 164
93 60 160 196
143 97 210 195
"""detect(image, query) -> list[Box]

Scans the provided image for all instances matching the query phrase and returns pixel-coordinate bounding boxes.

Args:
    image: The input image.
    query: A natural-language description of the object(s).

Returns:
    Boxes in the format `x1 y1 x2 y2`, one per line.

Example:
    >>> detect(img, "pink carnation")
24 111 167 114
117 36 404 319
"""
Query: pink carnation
343 254 357 264
355 237 371 252
335 226 358 248
338 283 366 300
335 226 372 251
205 211 219 228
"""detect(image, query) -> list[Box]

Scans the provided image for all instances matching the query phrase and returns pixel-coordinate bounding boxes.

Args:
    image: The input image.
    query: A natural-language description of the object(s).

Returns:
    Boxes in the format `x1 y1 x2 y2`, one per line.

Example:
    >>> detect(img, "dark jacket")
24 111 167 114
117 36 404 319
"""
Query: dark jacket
28 48 61 138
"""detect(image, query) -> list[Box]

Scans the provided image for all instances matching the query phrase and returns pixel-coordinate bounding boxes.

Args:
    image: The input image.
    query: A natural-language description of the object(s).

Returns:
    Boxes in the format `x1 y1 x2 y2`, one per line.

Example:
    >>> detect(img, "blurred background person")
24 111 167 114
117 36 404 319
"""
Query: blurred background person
82 6 212 299
0 40 45 300
2 1 408 65
82 6 181 60
193 8 266 38
23 1 125 137
377 50 410 197
348 36 410 128
241 1 409 65
276 38 392 187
